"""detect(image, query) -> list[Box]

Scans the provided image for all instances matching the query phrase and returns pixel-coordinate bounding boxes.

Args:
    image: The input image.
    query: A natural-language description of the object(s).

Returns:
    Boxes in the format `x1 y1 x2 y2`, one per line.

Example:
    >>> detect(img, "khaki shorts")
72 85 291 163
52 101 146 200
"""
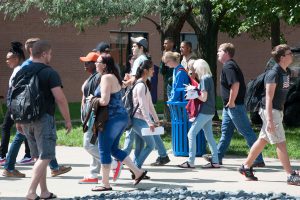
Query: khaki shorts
23 113 57 160
258 108 285 144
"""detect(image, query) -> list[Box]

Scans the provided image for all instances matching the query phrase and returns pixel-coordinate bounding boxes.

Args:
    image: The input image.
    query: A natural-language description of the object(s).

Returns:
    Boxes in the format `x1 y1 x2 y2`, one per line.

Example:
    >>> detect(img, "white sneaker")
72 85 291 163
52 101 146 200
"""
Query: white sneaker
16 157 35 165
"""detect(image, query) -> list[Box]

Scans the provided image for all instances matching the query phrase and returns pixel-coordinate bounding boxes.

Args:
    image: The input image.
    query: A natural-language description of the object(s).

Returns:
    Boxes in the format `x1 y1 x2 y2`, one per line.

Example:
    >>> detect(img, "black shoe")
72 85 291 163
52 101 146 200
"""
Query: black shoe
150 156 170 166
238 164 258 181
202 154 223 165
287 171 300 186
252 162 266 168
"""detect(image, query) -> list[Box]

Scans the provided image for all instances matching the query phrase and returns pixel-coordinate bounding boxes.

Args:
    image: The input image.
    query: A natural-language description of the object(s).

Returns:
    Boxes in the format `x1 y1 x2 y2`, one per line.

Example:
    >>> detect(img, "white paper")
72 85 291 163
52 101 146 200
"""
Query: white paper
141 126 164 136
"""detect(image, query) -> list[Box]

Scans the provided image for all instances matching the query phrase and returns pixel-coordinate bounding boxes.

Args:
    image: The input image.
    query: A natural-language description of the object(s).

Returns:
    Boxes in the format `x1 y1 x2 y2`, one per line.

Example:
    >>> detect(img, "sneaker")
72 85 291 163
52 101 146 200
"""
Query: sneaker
51 165 72 177
78 177 98 184
112 160 122 182
287 171 300 186
0 157 6 166
238 164 258 181
2 169 26 178
16 157 35 165
150 156 170 166
252 162 266 168
203 154 223 165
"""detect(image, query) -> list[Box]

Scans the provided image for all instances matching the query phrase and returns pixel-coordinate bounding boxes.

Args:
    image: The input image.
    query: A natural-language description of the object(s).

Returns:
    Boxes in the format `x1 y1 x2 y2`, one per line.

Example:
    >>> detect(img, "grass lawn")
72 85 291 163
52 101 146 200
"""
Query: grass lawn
1 100 300 159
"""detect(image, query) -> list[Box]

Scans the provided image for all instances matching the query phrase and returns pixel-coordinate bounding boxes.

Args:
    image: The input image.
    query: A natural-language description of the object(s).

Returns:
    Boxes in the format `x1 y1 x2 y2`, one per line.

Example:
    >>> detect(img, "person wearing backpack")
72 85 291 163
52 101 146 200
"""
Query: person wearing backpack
14 40 72 200
178 59 220 169
3 38 72 179
239 44 300 185
203 43 265 167
122 37 170 167
129 60 165 172
0 41 33 168
163 51 190 102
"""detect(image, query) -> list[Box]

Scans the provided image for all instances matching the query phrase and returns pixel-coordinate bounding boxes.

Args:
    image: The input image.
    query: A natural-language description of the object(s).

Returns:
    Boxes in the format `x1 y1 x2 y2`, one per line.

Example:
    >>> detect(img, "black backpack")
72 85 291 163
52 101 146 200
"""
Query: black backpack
122 81 147 130
245 67 279 113
245 72 267 113
8 65 47 123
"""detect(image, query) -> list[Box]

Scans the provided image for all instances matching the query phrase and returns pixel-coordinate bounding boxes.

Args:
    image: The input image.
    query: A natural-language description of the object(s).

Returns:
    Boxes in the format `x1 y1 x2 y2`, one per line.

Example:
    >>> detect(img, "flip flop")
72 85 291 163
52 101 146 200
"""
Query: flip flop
91 186 113 192
134 170 148 186
40 193 57 199
202 162 220 169
177 161 195 169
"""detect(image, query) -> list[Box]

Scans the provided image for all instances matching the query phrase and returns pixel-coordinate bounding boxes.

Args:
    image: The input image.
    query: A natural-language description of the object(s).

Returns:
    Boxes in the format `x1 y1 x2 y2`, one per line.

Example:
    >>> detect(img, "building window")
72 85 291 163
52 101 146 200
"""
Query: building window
110 31 148 76
180 33 198 52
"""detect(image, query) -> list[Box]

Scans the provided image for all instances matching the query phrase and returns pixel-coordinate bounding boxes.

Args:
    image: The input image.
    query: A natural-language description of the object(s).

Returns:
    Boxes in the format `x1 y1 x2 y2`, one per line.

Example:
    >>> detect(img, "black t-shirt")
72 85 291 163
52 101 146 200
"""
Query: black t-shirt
220 59 246 106
83 72 100 98
261 64 291 111
27 62 62 116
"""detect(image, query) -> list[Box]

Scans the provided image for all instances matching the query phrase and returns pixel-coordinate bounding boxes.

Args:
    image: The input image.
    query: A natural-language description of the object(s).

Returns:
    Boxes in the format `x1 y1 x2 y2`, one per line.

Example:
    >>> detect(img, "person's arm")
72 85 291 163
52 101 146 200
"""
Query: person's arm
97 75 111 106
265 83 276 134
226 82 239 108
51 87 72 133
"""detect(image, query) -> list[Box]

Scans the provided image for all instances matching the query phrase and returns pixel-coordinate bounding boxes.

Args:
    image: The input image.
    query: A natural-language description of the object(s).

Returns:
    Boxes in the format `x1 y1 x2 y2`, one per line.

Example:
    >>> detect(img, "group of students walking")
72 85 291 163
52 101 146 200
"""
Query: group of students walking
1 36 300 199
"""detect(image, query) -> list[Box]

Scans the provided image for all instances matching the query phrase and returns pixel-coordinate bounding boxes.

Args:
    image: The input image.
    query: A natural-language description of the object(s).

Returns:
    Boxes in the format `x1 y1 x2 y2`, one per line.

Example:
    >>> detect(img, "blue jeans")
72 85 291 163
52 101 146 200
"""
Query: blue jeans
98 113 128 164
132 118 155 168
188 113 218 165
123 127 167 158
218 105 264 164
4 132 59 171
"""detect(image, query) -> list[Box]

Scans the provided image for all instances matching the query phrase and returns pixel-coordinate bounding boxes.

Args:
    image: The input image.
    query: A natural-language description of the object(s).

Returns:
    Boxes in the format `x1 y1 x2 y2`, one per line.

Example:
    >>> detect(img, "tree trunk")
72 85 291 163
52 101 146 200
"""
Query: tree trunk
187 0 221 121
271 17 280 48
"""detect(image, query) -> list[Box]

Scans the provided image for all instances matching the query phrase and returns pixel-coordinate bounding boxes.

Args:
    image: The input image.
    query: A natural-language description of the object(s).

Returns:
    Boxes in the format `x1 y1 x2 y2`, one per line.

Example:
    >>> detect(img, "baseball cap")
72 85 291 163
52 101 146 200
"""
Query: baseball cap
79 52 99 62
95 42 110 53
131 37 148 49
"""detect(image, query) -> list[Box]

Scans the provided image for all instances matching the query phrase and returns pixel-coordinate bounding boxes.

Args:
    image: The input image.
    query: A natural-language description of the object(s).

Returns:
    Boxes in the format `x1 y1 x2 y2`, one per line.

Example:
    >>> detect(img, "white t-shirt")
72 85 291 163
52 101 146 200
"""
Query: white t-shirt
9 66 21 87
130 54 148 76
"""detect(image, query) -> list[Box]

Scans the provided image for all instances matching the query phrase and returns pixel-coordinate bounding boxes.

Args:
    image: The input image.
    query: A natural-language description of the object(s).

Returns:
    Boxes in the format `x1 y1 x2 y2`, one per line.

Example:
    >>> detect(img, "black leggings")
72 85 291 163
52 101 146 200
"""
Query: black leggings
0 109 31 158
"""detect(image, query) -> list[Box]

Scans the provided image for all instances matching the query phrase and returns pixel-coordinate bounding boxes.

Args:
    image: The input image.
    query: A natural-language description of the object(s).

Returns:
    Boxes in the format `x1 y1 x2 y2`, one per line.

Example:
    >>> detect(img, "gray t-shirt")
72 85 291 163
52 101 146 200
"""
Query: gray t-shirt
131 54 148 76
261 64 290 111
199 75 215 115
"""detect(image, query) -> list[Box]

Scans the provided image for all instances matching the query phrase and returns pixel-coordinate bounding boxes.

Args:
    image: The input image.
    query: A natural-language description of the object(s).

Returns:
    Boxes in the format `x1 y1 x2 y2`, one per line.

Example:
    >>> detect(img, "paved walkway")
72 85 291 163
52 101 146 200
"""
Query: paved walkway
0 146 299 199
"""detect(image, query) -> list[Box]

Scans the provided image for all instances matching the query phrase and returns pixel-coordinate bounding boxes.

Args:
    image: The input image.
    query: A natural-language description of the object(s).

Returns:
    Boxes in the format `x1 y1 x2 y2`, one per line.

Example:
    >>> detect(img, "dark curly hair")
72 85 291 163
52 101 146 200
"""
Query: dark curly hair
9 41 25 61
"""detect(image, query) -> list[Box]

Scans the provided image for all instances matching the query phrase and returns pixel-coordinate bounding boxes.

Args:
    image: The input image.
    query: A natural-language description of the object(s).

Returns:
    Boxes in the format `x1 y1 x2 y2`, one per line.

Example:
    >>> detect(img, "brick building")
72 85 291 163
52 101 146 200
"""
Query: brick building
1 10 300 102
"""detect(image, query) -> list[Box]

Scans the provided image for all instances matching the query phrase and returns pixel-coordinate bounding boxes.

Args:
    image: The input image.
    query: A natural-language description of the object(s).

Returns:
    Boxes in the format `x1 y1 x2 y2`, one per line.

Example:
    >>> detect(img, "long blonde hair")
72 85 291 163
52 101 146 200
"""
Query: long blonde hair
193 59 212 81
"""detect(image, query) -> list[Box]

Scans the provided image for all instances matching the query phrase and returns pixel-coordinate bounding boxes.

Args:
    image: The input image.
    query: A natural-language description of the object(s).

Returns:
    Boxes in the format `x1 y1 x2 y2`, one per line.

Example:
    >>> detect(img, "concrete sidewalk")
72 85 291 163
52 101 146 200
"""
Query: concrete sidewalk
0 146 299 199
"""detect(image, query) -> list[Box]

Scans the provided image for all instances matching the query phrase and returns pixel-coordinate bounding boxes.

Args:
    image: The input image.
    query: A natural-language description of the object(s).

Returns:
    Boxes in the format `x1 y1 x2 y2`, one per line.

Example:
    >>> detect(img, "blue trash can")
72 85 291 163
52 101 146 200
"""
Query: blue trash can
167 101 206 157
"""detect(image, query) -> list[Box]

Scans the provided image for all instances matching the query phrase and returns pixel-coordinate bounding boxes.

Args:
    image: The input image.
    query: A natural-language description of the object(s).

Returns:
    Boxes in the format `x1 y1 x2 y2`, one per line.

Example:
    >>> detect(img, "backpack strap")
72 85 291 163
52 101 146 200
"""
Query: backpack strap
131 80 148 117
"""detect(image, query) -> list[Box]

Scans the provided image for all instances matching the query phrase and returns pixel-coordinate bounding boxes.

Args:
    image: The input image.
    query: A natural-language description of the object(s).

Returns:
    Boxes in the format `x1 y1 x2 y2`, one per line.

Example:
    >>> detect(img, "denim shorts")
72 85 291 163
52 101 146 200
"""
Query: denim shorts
259 108 285 144
22 113 57 160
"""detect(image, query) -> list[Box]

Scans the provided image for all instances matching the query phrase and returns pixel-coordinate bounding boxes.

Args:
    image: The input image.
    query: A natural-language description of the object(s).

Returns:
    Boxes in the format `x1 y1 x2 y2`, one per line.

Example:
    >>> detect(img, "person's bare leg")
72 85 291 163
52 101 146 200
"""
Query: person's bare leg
39 164 51 198
101 164 111 188
244 139 268 168
26 159 50 199
122 156 143 178
276 142 293 174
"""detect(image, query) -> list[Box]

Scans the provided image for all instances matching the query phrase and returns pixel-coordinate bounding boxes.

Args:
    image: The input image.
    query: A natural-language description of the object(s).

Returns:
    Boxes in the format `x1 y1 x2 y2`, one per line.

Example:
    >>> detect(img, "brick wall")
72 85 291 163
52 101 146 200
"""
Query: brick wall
1 10 300 102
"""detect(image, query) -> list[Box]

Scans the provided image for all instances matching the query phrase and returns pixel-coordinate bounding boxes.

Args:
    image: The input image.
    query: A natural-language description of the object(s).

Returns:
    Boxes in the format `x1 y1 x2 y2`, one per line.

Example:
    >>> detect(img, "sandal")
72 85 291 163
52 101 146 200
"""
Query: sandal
40 193 57 199
134 170 148 186
177 161 195 169
130 169 150 180
91 186 113 192
202 162 220 169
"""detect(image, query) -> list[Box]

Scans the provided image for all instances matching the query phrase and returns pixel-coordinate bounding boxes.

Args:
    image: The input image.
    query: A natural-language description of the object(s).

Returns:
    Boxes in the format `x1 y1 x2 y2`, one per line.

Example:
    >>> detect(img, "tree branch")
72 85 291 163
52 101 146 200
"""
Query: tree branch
142 16 161 33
